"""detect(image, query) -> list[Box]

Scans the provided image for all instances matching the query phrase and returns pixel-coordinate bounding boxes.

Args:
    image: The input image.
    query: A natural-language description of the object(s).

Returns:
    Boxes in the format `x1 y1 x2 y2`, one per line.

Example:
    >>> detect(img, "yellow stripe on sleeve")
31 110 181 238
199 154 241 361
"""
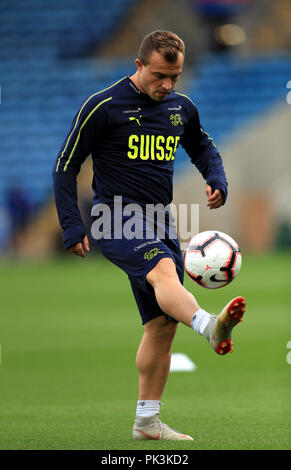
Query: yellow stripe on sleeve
174 91 196 107
56 76 126 172
63 96 112 172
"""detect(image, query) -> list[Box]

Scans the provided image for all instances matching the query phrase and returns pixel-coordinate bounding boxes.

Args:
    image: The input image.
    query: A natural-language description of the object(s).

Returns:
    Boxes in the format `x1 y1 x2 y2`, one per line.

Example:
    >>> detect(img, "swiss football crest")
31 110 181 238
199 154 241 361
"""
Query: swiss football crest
170 114 183 126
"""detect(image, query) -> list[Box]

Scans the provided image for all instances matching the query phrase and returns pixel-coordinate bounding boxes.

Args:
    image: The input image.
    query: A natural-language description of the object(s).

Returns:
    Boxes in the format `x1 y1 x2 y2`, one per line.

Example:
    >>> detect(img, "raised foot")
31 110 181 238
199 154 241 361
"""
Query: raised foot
208 296 246 356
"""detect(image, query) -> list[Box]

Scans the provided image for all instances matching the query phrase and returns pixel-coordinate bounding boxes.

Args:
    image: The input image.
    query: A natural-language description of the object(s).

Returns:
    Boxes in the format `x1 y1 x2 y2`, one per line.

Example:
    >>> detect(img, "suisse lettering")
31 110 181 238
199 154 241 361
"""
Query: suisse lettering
127 134 180 161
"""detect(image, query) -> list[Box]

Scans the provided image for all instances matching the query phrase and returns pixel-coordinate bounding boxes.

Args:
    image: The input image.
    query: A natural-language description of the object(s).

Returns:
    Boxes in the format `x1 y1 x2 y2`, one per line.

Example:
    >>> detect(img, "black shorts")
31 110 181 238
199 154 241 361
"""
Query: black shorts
95 204 184 324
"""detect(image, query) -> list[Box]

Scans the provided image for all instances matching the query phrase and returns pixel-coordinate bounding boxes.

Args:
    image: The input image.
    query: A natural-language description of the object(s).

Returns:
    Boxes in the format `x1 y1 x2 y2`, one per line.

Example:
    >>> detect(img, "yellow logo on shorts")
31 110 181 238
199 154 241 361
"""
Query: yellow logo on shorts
144 248 165 260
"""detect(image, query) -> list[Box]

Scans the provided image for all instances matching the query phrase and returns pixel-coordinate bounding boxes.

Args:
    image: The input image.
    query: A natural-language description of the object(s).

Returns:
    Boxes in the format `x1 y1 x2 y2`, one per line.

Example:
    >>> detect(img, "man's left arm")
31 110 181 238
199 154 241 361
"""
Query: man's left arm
180 103 228 209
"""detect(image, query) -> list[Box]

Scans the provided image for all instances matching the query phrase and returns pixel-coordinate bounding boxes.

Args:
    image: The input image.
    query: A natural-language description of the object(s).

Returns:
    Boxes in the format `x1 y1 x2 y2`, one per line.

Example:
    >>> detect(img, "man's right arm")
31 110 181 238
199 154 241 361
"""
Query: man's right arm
180 100 228 205
52 94 109 250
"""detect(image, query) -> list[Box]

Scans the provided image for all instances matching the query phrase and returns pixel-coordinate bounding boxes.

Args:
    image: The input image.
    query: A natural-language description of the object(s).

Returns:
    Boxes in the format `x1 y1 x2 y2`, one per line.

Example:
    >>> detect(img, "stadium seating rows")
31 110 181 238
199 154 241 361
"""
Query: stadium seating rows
188 52 291 144
0 0 137 58
172 51 291 173
0 57 135 207
0 0 137 208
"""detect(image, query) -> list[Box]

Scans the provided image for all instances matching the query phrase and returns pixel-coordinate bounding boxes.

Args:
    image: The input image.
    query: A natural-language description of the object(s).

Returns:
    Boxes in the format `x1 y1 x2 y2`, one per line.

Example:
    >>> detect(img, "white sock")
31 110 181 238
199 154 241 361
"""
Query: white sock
136 400 161 417
191 308 211 336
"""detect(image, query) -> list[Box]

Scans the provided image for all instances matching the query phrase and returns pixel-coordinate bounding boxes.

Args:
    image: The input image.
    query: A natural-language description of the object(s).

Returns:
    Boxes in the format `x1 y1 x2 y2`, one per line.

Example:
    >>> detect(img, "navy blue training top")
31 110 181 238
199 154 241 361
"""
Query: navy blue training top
52 76 228 249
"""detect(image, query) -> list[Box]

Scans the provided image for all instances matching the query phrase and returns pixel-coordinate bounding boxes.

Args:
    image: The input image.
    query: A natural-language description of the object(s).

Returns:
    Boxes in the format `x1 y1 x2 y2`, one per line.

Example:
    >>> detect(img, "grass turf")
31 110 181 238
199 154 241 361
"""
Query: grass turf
0 251 290 450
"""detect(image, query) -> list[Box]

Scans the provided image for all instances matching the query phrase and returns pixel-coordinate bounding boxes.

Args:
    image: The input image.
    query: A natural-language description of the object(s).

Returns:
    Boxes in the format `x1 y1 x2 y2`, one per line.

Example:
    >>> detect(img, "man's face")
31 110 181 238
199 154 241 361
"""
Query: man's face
136 50 184 102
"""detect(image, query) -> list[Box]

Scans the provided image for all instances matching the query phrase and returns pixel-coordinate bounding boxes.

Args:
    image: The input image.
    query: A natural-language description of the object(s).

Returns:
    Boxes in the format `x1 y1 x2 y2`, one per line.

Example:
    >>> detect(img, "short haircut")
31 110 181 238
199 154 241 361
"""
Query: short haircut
138 30 185 65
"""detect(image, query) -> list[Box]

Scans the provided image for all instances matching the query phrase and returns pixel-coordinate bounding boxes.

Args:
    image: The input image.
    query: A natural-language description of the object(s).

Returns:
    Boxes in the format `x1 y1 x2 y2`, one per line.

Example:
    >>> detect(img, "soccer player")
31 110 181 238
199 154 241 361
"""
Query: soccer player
53 31 246 441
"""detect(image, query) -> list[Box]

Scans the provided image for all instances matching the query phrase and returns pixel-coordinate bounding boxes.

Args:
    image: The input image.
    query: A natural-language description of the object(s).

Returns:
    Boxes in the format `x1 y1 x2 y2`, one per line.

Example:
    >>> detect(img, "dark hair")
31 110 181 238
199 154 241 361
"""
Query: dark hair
138 30 185 65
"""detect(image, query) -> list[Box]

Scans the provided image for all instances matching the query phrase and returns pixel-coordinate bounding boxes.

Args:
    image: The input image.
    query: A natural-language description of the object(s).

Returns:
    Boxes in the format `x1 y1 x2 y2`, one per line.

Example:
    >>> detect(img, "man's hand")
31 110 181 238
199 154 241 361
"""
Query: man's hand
68 235 90 258
206 185 224 210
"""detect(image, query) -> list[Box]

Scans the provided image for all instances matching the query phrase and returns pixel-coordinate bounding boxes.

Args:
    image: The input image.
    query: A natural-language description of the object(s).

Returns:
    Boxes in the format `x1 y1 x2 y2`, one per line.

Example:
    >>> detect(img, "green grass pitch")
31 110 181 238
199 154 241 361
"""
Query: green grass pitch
0 251 290 450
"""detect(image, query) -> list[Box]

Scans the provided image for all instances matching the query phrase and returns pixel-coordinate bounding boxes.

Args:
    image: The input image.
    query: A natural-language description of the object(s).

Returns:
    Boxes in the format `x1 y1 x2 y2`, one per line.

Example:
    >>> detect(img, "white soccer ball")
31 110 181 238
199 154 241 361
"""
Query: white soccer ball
184 230 242 289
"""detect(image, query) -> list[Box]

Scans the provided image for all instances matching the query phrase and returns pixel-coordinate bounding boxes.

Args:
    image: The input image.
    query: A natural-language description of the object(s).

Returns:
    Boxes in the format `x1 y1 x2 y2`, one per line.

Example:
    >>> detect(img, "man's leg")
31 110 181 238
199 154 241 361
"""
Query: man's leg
133 314 193 441
136 315 177 401
146 257 200 327
146 257 246 355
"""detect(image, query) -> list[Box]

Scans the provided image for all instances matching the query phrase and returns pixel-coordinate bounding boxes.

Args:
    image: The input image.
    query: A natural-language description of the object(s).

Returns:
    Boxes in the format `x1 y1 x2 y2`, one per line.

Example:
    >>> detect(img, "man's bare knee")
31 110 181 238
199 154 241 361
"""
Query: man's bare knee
146 257 178 288
144 315 178 343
